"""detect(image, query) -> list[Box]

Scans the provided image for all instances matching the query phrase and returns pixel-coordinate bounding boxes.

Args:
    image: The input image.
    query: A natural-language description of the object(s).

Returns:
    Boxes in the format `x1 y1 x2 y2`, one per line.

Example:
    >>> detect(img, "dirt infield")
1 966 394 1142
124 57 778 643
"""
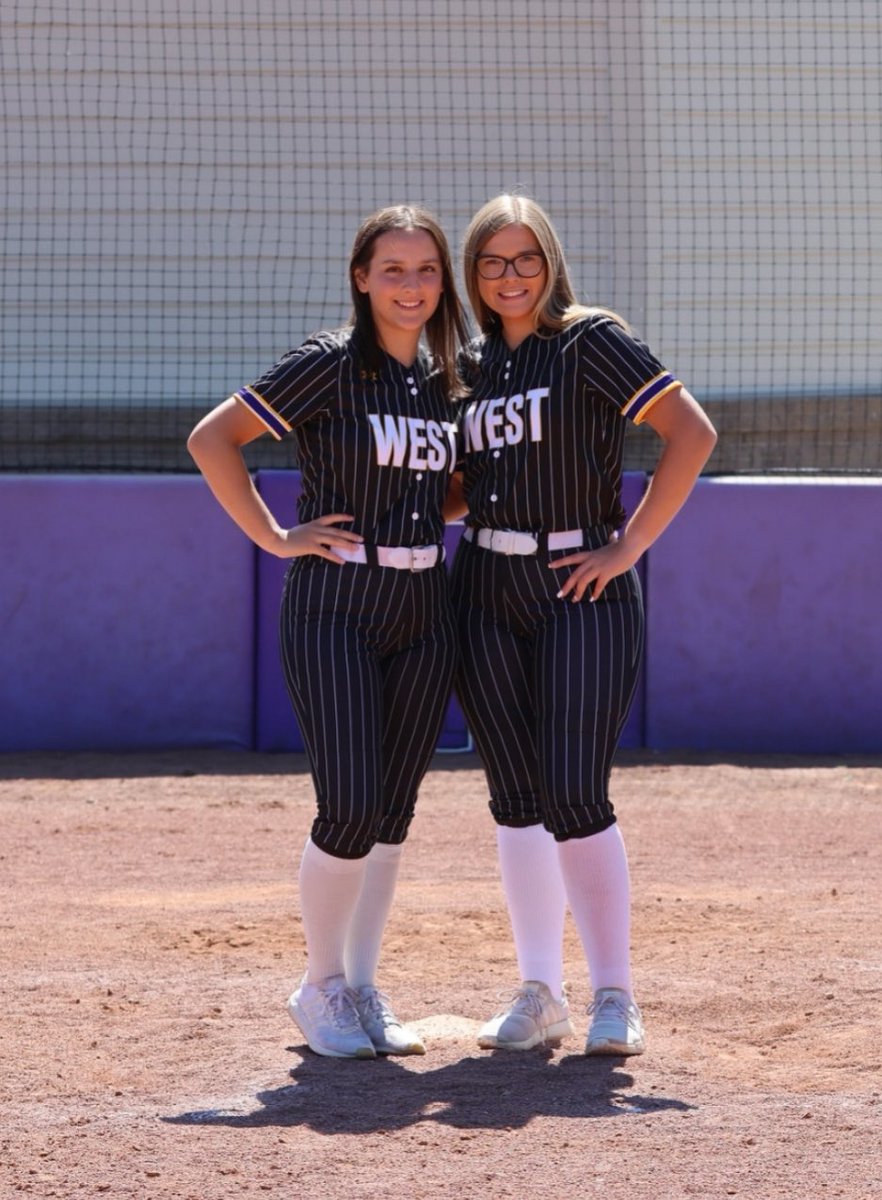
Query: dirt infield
2 750 880 1199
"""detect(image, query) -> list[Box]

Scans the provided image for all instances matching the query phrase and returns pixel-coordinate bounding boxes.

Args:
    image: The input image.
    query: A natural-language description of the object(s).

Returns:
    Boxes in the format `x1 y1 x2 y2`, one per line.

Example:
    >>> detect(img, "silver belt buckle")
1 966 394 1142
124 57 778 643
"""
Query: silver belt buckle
409 546 435 571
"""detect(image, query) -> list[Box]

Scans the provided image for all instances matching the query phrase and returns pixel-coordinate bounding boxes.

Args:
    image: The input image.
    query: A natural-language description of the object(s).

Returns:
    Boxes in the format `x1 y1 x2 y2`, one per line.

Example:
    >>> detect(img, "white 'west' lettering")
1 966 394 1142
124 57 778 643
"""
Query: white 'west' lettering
464 386 548 453
369 413 409 466
369 413 453 472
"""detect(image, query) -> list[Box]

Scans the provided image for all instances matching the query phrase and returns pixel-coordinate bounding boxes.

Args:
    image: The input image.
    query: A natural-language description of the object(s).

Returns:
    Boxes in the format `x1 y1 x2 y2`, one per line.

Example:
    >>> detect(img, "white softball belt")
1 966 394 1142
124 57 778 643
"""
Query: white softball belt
335 543 443 571
463 526 585 556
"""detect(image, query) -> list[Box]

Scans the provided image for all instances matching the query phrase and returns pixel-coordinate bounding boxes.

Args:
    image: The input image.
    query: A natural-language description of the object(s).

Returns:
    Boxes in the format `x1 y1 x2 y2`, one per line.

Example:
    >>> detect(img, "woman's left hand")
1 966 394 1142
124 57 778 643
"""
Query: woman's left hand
550 532 637 603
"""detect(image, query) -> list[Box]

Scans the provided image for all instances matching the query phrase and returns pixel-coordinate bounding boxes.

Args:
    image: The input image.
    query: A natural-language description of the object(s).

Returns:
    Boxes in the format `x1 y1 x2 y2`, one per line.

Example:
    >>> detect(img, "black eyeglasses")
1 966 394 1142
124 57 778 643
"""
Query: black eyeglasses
475 251 546 280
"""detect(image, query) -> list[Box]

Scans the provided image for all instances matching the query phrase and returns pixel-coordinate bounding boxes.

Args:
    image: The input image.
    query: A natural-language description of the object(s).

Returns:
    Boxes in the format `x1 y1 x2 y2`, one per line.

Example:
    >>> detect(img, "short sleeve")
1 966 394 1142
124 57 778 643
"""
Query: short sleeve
580 316 681 425
234 335 341 440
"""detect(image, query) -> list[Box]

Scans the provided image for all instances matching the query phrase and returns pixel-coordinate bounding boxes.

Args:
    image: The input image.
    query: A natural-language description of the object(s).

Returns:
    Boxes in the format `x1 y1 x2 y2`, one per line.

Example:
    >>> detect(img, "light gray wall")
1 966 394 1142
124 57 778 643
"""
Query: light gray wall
2 2 879 413
640 4 882 398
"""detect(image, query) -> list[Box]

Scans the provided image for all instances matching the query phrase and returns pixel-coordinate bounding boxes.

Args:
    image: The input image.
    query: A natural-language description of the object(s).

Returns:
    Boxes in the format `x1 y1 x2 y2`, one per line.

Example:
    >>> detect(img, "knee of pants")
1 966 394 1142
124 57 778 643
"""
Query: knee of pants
488 793 544 828
309 816 381 860
310 810 416 860
549 811 618 842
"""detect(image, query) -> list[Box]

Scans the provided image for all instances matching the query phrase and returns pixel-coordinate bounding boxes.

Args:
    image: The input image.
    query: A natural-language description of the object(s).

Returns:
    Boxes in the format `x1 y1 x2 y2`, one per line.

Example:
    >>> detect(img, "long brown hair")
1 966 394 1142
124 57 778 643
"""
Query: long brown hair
349 205 470 396
462 194 628 337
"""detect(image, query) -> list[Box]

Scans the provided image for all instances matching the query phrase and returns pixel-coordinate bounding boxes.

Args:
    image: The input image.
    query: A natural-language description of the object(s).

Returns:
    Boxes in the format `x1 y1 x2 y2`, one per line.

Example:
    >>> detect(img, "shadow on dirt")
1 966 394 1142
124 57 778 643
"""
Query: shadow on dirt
164 1049 694 1133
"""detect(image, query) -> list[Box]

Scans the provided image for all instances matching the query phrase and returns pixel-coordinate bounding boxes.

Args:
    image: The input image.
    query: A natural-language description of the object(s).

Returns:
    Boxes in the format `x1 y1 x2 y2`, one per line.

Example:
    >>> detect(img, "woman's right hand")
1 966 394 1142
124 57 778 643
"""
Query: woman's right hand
272 514 363 563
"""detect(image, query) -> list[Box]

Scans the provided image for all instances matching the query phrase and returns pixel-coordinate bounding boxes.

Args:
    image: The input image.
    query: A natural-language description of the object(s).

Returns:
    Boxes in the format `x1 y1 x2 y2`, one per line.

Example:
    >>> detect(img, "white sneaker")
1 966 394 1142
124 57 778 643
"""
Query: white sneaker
287 974 376 1059
585 987 646 1056
477 981 572 1050
354 986 426 1056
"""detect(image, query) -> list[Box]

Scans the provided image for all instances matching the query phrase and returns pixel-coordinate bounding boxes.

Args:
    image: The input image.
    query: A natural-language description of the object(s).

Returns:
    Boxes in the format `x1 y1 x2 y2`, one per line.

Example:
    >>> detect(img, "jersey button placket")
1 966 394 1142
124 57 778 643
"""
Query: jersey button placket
409 372 422 520
490 360 507 498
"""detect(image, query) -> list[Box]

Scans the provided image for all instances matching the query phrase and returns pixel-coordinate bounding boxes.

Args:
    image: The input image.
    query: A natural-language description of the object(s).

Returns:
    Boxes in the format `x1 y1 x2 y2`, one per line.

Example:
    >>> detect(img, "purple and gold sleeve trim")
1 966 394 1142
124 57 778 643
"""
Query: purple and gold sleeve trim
622 372 681 424
234 386 292 441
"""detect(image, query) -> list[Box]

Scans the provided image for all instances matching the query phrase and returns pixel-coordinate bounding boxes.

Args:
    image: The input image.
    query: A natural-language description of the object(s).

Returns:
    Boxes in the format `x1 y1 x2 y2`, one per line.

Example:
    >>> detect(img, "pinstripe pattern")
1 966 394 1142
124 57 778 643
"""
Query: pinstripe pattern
452 315 670 839
238 329 457 546
238 327 458 859
451 534 643 839
460 315 679 532
280 558 455 858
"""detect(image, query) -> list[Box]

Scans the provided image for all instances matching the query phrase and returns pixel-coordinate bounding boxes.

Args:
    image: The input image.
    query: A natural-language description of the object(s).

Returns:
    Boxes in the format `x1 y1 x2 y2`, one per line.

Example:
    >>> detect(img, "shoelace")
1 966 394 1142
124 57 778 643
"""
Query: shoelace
318 984 364 1032
359 988 399 1028
589 994 624 1017
496 987 544 1019
588 991 637 1030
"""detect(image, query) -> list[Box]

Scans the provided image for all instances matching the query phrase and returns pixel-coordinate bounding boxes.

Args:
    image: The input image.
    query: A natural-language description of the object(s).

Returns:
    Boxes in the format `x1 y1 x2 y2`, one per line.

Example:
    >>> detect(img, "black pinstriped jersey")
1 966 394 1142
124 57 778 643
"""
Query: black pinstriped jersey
458 314 681 532
234 329 458 547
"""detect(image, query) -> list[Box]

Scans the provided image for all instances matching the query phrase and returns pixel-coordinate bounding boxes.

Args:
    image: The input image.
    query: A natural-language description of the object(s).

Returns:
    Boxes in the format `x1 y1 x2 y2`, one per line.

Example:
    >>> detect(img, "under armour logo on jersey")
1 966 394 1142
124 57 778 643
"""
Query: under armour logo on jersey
463 388 548 453
359 368 380 383
368 414 457 473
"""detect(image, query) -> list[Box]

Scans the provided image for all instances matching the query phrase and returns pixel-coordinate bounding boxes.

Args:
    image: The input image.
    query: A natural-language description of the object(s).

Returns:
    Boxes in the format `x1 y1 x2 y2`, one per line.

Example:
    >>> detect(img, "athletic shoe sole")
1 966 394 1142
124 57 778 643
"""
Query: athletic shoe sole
478 1016 573 1051
584 1035 645 1056
372 1033 426 1056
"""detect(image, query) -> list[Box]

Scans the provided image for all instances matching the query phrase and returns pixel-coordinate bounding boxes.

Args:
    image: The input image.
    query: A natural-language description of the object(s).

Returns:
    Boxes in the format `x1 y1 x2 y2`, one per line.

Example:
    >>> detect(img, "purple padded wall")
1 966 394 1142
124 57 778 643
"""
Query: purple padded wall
619 471 648 749
253 471 303 752
645 478 882 753
0 476 254 751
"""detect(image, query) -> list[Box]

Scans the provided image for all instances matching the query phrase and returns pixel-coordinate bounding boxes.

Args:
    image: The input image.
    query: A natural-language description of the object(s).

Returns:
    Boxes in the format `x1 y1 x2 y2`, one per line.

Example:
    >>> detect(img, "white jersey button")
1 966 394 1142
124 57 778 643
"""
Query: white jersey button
406 376 415 384
490 493 498 502
493 450 501 458
416 472 424 480
410 387 418 395
411 511 420 520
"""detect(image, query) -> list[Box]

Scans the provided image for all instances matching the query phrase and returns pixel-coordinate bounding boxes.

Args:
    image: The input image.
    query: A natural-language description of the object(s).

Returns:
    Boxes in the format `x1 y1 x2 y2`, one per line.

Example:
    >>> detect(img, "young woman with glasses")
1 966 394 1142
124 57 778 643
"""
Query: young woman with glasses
448 194 716 1056
188 205 469 1059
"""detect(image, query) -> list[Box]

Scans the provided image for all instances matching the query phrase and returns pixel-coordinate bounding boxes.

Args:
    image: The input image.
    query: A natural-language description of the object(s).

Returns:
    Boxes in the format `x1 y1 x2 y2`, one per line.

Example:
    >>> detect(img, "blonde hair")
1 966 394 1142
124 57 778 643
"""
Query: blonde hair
462 194 628 337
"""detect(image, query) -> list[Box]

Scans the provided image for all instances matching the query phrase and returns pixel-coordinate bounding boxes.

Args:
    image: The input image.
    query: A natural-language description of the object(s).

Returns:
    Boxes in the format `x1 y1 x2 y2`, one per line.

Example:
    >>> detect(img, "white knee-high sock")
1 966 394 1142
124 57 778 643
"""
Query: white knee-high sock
557 823 633 996
298 837 367 984
343 841 403 989
497 824 567 996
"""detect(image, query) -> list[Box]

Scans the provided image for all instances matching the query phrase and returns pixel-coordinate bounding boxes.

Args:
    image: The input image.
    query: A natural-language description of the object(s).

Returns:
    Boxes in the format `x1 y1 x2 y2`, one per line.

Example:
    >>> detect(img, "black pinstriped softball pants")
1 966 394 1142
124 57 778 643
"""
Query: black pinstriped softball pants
450 528 644 841
279 556 456 859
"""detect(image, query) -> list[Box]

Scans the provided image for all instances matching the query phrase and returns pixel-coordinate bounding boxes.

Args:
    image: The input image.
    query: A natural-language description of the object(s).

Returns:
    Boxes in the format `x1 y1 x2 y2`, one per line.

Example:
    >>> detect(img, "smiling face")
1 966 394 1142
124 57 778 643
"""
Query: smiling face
475 224 547 348
353 228 444 361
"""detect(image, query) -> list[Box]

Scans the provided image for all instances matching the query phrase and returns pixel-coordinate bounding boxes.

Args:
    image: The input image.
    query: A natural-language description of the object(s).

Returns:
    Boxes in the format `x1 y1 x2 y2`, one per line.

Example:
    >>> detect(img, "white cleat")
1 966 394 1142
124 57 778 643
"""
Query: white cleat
287 974 376 1059
477 981 572 1050
354 986 426 1056
585 987 646 1056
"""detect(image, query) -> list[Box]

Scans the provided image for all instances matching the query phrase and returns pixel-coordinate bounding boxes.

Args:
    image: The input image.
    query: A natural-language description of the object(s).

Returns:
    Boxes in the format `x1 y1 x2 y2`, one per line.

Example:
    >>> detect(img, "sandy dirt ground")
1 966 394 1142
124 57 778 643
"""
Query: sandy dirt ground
1 749 880 1199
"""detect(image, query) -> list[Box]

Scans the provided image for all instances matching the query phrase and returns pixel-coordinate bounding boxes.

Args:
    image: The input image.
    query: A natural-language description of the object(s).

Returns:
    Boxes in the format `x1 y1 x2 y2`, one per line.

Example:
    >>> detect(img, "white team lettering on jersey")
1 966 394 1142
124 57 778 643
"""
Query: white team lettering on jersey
368 414 457 472
464 387 547 453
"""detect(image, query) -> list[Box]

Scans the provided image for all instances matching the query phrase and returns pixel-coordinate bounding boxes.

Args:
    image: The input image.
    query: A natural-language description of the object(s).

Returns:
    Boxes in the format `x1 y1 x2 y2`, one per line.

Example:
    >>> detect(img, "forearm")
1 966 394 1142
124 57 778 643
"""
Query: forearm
442 471 469 522
187 424 286 555
622 406 717 559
